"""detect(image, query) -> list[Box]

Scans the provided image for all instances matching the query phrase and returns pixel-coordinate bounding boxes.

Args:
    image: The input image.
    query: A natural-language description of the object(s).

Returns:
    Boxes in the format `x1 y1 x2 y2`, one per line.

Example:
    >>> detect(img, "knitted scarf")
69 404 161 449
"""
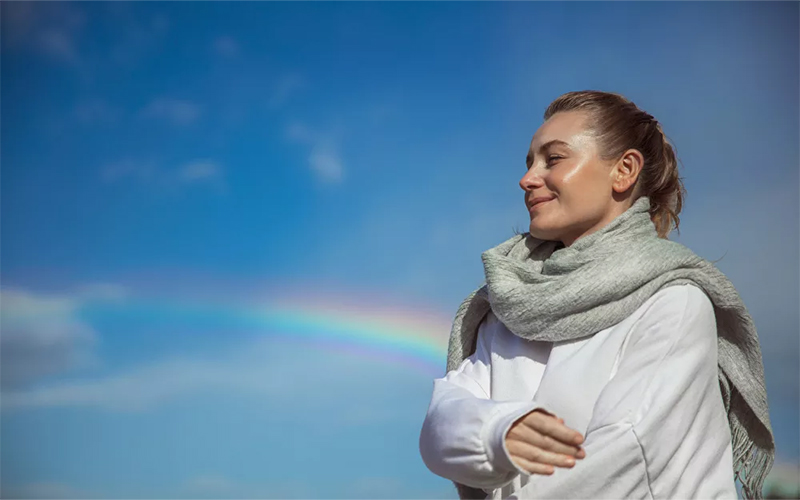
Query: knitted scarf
445 196 774 500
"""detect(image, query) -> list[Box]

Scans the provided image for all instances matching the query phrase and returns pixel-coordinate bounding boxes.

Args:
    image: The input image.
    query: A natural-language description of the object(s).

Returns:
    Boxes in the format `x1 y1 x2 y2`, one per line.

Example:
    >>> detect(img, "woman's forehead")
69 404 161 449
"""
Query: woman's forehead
533 112 587 141
530 113 595 151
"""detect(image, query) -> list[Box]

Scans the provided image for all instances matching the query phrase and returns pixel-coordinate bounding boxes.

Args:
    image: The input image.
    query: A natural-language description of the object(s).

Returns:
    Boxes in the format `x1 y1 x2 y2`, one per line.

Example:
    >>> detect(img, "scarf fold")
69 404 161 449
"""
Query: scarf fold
446 196 775 500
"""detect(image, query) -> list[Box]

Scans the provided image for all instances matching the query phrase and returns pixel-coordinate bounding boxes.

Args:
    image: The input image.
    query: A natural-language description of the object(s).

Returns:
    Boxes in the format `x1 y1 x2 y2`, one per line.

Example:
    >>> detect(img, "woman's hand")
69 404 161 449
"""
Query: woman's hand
505 409 586 475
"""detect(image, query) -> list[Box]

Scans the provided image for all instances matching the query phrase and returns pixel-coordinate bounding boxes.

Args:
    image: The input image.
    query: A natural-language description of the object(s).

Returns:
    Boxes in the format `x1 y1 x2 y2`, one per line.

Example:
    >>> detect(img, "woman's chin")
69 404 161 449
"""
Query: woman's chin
529 222 560 241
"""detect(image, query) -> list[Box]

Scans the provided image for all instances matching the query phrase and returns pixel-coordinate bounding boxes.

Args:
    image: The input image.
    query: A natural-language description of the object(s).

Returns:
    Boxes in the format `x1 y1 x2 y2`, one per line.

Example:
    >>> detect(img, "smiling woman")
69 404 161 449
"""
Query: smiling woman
418 90 775 500
520 93 685 248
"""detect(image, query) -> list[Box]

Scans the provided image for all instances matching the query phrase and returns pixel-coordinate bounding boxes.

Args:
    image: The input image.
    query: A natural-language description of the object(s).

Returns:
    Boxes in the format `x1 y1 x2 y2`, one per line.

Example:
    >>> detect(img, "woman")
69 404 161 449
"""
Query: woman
418 91 775 499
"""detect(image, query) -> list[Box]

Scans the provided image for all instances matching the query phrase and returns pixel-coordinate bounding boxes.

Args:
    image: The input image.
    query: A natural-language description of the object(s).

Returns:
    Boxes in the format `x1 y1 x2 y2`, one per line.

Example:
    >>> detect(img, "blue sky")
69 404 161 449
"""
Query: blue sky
1 2 798 498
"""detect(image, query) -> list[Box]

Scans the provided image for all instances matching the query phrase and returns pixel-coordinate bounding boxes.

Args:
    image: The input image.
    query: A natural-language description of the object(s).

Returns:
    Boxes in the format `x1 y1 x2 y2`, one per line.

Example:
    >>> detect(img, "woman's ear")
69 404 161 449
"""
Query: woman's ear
611 149 644 194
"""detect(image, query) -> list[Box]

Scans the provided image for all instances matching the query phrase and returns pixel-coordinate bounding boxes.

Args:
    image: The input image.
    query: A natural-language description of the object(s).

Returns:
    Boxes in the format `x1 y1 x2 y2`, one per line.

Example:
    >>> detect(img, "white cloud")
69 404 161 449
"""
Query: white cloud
212 36 239 58
348 476 406 497
366 102 399 126
107 8 169 67
0 288 104 388
285 122 314 143
1 481 100 499
2 3 86 65
268 73 306 109
151 14 169 34
2 356 276 412
179 474 454 499
178 475 315 499
100 158 226 193
178 160 222 182
1 2 37 48
73 98 121 124
141 98 202 126
180 475 241 498
285 122 345 183
37 30 80 64
100 159 158 184
0 334 405 413
309 146 344 183
184 475 234 492
174 159 228 194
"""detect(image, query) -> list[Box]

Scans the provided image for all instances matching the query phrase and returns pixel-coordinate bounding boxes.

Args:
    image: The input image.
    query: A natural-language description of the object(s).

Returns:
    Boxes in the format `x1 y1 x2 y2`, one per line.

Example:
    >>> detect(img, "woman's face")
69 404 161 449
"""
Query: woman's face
520 110 633 247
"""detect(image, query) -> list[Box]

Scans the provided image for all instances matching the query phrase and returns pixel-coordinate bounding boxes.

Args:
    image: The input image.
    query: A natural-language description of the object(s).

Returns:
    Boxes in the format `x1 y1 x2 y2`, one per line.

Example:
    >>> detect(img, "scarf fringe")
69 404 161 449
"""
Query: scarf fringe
731 420 774 500
723 374 774 500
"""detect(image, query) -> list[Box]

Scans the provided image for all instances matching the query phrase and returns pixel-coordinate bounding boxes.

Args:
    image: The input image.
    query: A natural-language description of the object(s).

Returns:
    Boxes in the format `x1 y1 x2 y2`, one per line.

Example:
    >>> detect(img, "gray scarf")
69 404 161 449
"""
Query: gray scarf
445 196 774 500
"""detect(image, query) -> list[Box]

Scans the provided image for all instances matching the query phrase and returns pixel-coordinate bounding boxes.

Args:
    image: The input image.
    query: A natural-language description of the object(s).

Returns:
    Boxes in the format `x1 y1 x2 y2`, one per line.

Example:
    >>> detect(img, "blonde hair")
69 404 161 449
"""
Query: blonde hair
544 90 686 239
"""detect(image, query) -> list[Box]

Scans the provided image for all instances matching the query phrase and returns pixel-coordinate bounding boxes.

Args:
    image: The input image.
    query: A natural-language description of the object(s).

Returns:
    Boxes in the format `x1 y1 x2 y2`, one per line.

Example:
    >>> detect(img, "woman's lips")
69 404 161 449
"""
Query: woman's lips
529 198 554 212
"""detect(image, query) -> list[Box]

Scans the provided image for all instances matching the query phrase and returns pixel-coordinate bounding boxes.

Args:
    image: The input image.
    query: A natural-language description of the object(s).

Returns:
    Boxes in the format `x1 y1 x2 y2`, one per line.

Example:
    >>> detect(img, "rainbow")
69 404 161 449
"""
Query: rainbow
76 289 455 378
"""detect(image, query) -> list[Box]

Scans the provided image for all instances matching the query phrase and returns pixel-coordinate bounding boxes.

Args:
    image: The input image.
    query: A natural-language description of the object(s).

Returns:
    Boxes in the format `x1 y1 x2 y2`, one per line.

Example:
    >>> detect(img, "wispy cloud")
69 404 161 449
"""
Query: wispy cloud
0 333 396 413
348 476 406 497
268 73 307 109
178 474 457 499
0 2 37 48
212 36 239 58
308 147 345 183
107 7 169 67
73 98 121 124
178 475 316 499
141 97 203 126
181 475 237 497
2 355 275 412
175 159 229 194
0 481 101 500
0 287 114 389
177 159 223 183
285 122 345 183
1 3 86 65
37 30 80 65
100 159 159 184
101 158 226 193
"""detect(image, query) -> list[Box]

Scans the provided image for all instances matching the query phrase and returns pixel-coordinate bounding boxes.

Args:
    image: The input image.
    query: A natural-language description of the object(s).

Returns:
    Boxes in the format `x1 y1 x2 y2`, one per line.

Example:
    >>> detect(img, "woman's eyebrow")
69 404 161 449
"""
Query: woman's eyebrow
526 139 570 165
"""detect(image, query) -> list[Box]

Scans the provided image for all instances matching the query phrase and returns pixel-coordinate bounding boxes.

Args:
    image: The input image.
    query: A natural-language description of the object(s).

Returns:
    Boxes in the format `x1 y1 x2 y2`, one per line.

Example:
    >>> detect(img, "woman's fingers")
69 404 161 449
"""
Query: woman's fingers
525 411 585 446
508 419 584 457
504 409 588 475
506 439 577 469
510 455 557 475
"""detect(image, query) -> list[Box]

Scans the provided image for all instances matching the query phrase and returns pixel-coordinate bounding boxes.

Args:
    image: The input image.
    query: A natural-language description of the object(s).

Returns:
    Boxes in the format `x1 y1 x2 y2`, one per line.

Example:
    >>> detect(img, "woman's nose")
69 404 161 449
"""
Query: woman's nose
519 168 542 191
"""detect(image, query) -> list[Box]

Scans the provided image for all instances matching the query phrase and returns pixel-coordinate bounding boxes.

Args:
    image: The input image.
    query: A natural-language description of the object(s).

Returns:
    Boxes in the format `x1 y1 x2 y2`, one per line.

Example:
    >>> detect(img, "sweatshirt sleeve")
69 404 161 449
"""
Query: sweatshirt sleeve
510 284 736 499
419 316 554 490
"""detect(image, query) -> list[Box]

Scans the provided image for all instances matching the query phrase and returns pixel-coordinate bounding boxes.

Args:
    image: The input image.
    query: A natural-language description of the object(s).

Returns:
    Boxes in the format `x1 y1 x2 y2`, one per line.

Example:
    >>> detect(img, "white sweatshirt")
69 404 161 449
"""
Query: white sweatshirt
419 284 739 499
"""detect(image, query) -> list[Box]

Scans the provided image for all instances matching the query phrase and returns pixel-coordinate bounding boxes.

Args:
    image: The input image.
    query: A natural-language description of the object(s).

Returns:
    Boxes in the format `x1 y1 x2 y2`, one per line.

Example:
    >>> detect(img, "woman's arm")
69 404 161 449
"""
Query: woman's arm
419 316 551 490
510 284 737 499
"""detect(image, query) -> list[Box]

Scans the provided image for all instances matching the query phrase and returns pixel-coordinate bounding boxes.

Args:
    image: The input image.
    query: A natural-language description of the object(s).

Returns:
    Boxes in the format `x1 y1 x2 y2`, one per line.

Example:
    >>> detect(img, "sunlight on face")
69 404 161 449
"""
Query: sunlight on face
520 111 618 247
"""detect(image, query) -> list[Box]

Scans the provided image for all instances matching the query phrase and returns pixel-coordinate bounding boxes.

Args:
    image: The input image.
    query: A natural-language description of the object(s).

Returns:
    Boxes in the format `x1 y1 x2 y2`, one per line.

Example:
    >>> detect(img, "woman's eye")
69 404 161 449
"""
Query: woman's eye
525 155 563 171
546 155 563 166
